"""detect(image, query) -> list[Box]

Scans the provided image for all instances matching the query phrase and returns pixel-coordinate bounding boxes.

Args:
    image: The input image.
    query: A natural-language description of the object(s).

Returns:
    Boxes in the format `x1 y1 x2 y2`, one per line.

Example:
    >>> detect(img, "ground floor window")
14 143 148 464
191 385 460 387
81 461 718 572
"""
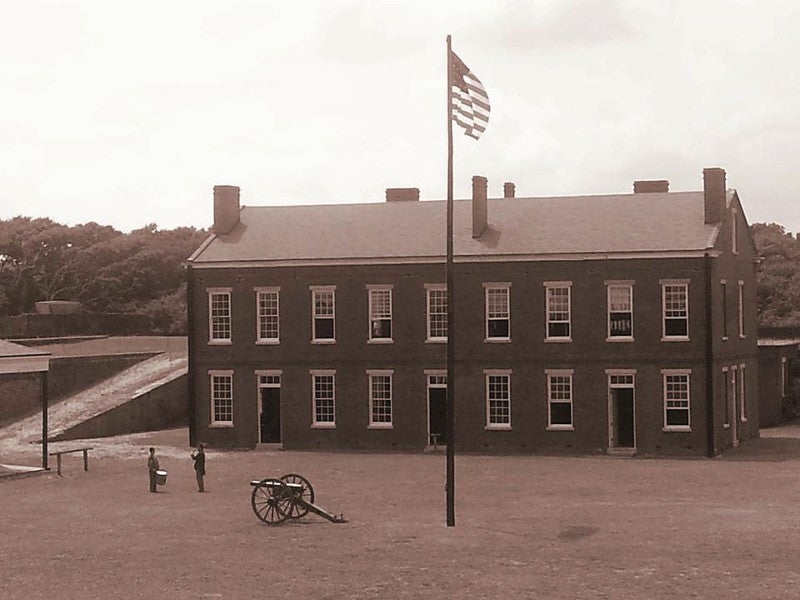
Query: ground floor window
368 371 393 428
546 370 573 430
663 370 691 430
739 364 747 422
485 370 511 429
209 370 233 426
312 371 336 427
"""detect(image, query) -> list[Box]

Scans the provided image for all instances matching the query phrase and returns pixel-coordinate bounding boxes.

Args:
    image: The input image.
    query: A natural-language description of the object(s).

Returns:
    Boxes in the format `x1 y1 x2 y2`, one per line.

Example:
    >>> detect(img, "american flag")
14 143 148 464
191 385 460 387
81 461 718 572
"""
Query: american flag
449 50 490 140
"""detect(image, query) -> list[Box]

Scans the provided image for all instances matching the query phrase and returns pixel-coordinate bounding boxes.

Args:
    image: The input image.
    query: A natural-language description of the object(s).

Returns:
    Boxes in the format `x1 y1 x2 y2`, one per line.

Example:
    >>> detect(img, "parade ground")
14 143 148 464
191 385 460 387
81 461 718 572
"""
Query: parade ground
2 426 800 599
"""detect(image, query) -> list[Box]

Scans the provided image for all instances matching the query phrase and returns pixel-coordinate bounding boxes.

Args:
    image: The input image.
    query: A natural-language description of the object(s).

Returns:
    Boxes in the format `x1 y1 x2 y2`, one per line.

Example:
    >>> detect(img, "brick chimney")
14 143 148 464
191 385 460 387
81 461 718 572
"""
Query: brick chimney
503 182 515 198
703 167 726 224
633 180 669 193
213 185 240 235
472 175 488 238
385 188 420 202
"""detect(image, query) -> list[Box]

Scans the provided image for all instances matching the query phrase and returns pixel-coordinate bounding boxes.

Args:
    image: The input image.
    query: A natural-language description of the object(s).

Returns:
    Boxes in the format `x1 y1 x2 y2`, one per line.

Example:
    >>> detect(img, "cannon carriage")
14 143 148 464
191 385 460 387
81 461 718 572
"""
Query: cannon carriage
250 473 347 525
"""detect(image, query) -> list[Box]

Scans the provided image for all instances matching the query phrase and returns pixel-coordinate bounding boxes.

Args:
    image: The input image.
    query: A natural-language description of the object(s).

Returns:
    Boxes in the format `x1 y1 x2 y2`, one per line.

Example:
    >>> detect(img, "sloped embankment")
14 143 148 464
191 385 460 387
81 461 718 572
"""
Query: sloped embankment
0 353 187 448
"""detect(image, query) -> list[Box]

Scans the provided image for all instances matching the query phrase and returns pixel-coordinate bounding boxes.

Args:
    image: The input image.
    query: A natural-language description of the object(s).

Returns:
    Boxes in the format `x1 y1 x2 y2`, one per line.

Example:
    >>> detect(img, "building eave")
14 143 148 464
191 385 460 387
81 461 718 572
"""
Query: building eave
190 249 721 270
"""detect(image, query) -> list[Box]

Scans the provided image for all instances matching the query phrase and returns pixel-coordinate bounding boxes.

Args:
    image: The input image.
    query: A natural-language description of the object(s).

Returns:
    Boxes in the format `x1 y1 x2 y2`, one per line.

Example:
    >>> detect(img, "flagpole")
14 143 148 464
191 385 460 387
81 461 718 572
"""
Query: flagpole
445 34 456 527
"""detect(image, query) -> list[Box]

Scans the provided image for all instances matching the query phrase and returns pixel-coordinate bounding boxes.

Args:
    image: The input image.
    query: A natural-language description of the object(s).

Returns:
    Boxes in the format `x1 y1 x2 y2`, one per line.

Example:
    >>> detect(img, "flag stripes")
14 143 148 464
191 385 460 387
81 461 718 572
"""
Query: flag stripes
449 50 490 140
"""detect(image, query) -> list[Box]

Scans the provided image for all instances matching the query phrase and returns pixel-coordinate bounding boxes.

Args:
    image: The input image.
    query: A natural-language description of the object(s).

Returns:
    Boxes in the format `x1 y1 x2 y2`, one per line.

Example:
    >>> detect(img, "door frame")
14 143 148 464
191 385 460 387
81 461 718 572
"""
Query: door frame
606 369 636 450
425 369 447 446
255 369 282 445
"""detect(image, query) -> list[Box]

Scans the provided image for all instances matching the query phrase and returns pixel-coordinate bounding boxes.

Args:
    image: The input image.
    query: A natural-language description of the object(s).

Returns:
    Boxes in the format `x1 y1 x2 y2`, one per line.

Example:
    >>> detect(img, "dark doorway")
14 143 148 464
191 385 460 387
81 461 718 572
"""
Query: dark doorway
613 388 635 448
260 387 281 443
428 386 446 444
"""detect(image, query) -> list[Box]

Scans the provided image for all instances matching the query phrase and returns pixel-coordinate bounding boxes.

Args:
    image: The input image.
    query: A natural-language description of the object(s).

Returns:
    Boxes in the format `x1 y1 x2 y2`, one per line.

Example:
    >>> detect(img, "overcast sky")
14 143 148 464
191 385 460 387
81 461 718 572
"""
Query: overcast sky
2 1 798 233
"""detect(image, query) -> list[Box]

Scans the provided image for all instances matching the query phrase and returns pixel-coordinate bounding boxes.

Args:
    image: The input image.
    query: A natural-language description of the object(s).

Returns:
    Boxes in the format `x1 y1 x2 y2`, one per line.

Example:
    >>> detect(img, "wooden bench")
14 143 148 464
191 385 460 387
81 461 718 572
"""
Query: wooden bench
49 447 94 476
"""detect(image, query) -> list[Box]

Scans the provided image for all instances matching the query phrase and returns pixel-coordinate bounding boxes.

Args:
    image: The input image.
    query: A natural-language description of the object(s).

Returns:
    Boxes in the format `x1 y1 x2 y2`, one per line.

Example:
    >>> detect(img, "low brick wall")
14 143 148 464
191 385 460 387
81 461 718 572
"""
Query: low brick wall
52 373 188 441
0 313 154 338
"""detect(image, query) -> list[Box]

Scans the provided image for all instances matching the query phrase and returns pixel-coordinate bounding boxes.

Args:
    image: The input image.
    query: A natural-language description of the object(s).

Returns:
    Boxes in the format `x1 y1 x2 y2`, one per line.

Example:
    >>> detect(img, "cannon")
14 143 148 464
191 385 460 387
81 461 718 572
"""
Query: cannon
250 473 347 525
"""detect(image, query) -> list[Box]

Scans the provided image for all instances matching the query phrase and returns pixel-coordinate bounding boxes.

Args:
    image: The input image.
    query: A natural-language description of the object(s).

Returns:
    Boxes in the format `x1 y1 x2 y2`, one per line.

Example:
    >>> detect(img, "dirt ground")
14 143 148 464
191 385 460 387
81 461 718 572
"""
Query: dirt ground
3 427 800 599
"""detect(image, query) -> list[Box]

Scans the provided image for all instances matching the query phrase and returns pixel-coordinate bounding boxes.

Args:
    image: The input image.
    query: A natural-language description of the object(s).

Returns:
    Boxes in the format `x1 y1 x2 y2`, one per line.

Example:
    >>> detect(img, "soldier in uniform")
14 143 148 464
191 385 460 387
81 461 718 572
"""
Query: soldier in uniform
191 444 206 492
147 447 160 493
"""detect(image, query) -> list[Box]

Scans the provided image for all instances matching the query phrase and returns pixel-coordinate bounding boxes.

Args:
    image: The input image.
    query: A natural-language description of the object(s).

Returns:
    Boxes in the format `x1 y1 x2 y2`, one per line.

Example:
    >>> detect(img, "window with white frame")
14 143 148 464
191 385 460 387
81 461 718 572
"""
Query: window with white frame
722 367 730 427
208 289 232 343
311 286 335 342
662 281 689 339
426 285 447 341
255 287 279 344
485 371 511 429
738 281 745 338
739 364 746 421
663 370 691 430
545 282 571 340
311 371 335 427
721 280 728 340
210 370 233 426
732 208 738 254
368 371 393 428
368 286 392 341
607 283 633 339
485 284 510 340
547 370 573 429
731 366 738 423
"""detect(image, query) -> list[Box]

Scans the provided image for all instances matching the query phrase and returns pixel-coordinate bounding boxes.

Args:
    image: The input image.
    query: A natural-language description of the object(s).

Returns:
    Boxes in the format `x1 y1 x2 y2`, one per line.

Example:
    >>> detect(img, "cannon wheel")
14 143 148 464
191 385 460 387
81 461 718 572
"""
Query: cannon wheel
251 478 289 525
280 473 315 519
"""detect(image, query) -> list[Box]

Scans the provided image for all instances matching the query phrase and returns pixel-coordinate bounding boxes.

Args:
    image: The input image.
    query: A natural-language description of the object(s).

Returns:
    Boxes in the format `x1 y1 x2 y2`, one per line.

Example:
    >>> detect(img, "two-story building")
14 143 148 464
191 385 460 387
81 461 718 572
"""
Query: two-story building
185 167 758 456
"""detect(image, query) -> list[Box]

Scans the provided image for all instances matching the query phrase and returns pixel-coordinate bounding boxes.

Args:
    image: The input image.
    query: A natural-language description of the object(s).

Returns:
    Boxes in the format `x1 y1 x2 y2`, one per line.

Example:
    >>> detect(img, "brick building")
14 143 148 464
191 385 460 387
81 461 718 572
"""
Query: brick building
186 167 758 456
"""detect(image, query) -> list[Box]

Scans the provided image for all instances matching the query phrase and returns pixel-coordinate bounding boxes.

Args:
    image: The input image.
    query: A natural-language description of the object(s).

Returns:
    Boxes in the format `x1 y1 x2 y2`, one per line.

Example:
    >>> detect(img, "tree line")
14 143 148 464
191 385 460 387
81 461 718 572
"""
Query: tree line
1 217 798 335
0 217 207 334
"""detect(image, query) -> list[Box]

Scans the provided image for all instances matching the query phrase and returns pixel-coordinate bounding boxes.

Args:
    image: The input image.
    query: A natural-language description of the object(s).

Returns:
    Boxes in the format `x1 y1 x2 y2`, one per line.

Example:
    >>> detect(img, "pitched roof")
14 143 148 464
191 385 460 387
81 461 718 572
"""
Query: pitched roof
189 190 733 265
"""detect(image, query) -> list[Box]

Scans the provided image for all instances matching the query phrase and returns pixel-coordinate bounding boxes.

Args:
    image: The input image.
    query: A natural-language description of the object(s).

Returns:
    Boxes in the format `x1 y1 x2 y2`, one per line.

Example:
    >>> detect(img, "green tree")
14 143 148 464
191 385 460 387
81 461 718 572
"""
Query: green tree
752 222 800 327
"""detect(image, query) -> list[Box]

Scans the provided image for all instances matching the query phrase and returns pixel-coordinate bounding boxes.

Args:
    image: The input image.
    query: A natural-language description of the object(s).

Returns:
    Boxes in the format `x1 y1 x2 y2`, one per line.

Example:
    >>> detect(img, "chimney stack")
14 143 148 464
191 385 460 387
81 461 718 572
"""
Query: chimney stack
633 180 669 193
385 188 420 202
703 167 726 224
503 182 515 198
213 185 241 235
472 175 488 238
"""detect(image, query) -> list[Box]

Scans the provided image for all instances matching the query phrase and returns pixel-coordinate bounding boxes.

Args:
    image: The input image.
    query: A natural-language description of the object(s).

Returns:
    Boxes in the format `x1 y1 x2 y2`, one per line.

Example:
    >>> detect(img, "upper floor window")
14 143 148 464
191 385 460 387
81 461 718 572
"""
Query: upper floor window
545 282 571 341
663 370 691 431
606 282 633 340
208 288 232 344
485 370 511 429
731 208 738 254
426 284 447 342
255 287 279 344
546 370 574 430
311 370 336 428
738 281 745 338
368 285 393 342
209 370 234 426
485 283 510 341
721 280 728 340
368 370 393 428
311 286 336 343
661 280 689 340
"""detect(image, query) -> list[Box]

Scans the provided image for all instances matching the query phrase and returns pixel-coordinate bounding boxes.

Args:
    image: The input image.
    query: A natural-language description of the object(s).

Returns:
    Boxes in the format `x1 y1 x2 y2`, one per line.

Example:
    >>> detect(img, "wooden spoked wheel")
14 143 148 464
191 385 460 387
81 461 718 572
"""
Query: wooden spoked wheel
280 473 315 519
251 478 289 525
